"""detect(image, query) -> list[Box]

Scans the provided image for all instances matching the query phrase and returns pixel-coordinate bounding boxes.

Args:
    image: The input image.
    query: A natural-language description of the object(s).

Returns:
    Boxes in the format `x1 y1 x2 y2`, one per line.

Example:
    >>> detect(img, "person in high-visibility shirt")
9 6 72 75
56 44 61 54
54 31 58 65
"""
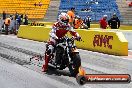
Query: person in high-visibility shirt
67 7 75 27
73 16 84 29
4 17 11 35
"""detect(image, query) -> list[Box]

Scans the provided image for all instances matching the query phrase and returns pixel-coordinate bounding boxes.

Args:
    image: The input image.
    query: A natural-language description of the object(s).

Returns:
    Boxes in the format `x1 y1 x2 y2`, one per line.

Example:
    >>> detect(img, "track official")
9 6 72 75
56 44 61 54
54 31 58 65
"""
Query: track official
108 13 120 29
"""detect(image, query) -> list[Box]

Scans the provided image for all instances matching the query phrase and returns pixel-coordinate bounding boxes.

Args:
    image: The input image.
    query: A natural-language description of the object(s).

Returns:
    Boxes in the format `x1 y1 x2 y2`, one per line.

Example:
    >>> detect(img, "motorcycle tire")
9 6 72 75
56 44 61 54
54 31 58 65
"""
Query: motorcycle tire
69 53 81 77
76 75 87 85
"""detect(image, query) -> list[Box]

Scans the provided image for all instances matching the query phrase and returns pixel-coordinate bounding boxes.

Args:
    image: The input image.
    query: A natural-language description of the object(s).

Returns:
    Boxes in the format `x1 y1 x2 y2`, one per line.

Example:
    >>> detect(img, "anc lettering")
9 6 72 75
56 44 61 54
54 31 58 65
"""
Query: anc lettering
93 35 113 49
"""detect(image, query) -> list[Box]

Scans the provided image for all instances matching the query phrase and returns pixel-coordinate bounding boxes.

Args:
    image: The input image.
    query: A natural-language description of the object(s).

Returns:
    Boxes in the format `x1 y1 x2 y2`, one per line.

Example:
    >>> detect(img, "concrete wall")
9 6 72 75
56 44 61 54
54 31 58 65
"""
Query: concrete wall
100 29 132 50
17 26 128 56
122 31 132 50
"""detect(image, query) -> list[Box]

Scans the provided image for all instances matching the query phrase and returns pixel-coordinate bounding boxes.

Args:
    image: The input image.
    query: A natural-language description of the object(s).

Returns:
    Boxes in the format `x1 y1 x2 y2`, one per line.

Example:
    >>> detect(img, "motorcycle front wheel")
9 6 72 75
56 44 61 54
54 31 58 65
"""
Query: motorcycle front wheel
69 53 81 77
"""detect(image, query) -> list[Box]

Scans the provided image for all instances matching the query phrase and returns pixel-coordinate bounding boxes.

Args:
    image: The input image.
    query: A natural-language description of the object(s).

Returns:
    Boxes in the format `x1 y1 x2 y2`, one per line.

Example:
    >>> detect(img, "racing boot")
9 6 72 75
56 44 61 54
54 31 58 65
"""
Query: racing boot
42 53 50 72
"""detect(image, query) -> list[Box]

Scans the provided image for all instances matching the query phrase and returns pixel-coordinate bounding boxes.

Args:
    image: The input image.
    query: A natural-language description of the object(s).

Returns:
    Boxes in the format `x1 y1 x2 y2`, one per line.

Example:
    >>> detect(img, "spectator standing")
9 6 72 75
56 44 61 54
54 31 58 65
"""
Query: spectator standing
108 13 120 29
15 12 19 20
13 17 19 35
99 15 108 29
15 15 21 32
24 15 28 25
67 7 75 27
84 16 91 29
3 11 6 20
20 14 23 25
9 15 14 33
34 2 37 7
4 17 11 35
10 16 16 34
17 15 21 25
0 17 2 32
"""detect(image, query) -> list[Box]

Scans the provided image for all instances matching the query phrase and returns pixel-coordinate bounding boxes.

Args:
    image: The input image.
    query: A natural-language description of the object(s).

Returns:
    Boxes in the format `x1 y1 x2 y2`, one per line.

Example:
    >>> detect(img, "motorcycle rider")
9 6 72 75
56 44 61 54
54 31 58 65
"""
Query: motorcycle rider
42 12 81 72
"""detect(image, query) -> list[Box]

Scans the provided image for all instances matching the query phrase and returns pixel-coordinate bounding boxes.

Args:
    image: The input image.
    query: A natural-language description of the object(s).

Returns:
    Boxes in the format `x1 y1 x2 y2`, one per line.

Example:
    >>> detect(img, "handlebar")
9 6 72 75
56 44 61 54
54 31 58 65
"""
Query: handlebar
56 36 84 43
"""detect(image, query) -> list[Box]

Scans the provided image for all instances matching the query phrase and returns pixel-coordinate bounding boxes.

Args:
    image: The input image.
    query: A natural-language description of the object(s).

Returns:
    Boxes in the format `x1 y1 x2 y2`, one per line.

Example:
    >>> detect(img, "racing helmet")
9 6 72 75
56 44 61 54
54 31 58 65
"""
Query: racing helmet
58 12 69 25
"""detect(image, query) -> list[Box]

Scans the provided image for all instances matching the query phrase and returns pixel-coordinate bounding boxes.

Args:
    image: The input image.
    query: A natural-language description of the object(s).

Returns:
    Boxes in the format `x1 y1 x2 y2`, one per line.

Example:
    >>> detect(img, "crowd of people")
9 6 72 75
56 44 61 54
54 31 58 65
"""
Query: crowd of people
66 8 120 30
0 11 28 35
99 13 120 29
0 7 121 35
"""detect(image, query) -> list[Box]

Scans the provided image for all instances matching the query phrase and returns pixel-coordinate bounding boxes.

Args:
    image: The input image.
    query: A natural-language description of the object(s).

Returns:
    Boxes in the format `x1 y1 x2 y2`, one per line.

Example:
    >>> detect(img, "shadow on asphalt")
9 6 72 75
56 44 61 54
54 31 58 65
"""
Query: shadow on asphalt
46 65 73 77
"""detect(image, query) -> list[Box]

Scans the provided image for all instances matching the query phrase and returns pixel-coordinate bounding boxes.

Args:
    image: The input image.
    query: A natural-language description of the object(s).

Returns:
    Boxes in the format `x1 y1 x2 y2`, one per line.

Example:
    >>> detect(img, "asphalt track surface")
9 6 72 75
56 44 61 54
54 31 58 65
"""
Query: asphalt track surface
0 34 132 88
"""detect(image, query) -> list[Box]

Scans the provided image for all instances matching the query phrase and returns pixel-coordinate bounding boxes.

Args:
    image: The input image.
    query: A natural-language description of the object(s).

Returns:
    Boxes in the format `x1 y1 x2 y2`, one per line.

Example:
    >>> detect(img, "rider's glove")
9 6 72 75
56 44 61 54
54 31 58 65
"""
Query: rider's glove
76 36 81 41
54 36 58 40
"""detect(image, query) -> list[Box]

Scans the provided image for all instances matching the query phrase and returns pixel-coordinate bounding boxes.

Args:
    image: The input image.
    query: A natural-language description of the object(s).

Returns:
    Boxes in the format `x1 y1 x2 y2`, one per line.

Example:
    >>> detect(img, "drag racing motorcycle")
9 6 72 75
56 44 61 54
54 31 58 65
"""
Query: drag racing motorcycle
45 36 81 76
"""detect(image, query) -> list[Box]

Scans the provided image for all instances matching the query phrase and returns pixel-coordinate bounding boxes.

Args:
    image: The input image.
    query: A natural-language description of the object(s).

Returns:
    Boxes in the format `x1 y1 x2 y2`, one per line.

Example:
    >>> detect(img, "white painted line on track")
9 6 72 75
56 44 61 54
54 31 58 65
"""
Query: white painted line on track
82 62 123 74
83 85 92 88
80 49 132 61
1 34 17 38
